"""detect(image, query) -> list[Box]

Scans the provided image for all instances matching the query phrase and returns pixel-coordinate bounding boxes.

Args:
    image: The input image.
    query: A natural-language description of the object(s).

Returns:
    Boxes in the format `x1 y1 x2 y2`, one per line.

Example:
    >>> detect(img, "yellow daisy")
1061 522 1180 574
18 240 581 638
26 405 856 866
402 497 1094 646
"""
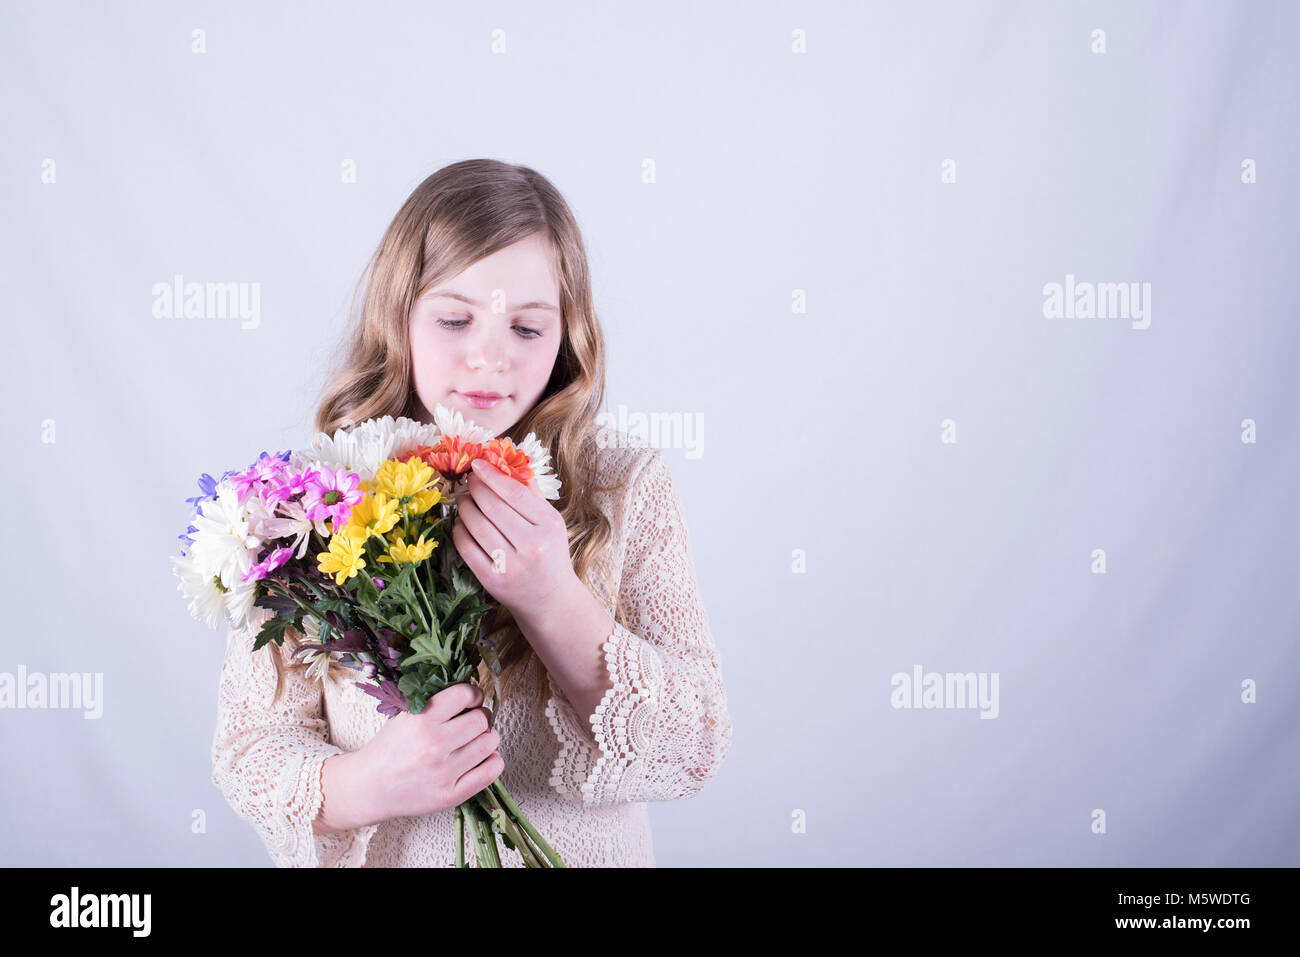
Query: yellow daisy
406 486 442 516
317 526 369 585
345 491 400 538
378 529 438 564
373 458 436 500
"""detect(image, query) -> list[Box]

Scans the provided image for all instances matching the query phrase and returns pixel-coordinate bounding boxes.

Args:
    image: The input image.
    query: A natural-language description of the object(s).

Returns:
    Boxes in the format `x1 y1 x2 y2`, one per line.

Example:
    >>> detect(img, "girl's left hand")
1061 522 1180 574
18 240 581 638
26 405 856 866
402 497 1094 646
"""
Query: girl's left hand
451 458 574 619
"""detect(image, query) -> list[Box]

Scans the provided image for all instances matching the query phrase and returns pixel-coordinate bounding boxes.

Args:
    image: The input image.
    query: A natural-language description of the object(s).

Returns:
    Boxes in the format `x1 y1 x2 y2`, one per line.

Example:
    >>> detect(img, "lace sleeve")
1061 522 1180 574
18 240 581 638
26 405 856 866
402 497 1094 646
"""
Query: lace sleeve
544 449 733 806
210 612 380 866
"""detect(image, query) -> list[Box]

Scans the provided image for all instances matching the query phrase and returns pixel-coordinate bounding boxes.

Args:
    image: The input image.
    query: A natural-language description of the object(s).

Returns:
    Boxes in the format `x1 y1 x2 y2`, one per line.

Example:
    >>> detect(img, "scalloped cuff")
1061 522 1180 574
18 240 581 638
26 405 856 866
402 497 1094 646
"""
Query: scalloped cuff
543 621 663 806
274 748 380 867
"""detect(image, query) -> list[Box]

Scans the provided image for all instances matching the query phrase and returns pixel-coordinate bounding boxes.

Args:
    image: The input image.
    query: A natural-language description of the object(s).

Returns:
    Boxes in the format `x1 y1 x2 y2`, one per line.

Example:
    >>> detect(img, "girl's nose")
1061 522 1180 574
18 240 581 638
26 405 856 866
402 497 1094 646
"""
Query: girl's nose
466 332 507 371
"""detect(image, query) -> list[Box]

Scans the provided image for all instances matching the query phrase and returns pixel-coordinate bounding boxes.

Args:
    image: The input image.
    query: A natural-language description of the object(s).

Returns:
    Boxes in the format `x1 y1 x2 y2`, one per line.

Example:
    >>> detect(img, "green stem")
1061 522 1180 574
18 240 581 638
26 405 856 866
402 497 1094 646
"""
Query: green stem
419 507 446 605
462 800 489 867
262 580 333 634
268 583 386 673
476 811 502 867
439 501 457 582
471 790 523 866
454 804 465 868
410 562 437 631
492 781 566 868
344 595 411 639
397 561 433 635
479 787 544 868
509 822 548 869
392 507 439 632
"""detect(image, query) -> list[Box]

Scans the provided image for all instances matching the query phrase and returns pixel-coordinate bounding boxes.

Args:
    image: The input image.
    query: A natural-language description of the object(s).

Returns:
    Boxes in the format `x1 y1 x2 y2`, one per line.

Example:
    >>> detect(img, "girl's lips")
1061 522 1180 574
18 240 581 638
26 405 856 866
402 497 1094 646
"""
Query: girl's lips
458 392 506 409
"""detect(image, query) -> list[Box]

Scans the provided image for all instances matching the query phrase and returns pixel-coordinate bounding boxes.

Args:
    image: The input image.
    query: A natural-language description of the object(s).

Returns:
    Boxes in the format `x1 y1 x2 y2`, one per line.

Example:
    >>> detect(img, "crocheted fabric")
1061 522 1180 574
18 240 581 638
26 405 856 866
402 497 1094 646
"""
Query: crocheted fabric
209 426 732 866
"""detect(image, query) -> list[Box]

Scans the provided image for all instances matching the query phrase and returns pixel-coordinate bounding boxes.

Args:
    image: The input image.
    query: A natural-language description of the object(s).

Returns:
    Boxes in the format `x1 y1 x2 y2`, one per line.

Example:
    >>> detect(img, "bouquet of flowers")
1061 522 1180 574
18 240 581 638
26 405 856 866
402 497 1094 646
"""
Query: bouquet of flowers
172 406 566 868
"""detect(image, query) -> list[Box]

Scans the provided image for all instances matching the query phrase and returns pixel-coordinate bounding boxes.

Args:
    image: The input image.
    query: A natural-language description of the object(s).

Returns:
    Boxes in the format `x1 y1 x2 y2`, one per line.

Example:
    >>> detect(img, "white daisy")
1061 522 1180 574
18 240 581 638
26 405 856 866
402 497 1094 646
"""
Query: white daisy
297 419 378 480
223 576 260 631
388 414 444 457
432 404 493 444
291 412 560 500
187 481 262 590
172 553 227 630
294 615 334 684
296 415 440 481
515 431 563 501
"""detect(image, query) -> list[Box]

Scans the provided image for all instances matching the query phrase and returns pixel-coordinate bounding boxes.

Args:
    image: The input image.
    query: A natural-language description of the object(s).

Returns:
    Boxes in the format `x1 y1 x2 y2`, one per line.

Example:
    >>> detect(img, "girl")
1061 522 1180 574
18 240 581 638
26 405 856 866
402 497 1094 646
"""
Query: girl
209 158 733 867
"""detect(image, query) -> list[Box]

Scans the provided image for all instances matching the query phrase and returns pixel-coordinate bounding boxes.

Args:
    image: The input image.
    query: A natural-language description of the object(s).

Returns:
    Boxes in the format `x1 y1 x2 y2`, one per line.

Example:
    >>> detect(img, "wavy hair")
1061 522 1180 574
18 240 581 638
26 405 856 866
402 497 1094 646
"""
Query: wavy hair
266 159 633 716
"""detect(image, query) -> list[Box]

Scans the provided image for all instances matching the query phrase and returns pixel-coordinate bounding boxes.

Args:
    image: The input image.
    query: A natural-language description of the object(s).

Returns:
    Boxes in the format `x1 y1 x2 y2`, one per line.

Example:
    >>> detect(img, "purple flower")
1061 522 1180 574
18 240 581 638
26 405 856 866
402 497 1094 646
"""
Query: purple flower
302 468 364 525
177 523 199 555
185 469 240 515
232 452 293 505
264 467 321 508
241 545 294 583
186 473 220 507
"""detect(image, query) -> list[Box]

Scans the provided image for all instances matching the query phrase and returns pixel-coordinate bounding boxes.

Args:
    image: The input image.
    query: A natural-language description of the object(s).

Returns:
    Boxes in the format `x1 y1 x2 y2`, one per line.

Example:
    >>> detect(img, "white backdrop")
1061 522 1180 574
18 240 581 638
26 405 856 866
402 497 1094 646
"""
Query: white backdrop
2 0 1297 866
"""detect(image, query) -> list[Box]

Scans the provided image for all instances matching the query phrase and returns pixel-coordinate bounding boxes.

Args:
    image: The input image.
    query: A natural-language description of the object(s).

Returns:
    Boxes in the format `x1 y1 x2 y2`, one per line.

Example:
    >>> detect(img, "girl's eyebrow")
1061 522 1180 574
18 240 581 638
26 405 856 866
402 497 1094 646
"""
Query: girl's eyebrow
424 289 559 313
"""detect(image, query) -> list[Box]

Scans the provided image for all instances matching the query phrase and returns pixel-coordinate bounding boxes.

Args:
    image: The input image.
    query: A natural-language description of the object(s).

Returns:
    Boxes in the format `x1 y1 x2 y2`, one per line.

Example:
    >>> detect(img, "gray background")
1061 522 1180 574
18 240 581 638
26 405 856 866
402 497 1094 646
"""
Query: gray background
2 0 1296 866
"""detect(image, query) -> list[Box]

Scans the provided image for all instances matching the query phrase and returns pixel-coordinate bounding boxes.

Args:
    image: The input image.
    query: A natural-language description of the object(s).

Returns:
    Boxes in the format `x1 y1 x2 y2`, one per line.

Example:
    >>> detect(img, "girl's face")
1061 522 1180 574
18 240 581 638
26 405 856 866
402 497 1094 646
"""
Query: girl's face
408 233 564 436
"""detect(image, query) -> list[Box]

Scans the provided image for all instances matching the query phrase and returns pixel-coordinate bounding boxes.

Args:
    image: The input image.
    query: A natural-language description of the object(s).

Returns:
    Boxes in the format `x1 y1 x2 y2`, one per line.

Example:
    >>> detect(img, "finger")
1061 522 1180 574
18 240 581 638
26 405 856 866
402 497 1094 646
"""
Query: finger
446 726 501 781
457 493 516 563
453 751 504 803
462 480 528 552
430 681 482 722
451 515 494 577
442 704 493 751
469 459 546 524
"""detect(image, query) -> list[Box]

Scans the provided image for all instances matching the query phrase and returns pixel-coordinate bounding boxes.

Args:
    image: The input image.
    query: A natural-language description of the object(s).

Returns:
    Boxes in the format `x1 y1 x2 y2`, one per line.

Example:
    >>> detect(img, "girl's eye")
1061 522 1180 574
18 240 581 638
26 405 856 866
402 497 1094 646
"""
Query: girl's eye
435 317 542 339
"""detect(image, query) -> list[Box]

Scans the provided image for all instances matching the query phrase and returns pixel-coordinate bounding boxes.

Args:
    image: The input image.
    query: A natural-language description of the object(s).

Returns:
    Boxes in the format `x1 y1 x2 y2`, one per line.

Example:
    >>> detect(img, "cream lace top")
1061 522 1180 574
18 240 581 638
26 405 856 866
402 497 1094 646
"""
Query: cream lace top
208 426 733 867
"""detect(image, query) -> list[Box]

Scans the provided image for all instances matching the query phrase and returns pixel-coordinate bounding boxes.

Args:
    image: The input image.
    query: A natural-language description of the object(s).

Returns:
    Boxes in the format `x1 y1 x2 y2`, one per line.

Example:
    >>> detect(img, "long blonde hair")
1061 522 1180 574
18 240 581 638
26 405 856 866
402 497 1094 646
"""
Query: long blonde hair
266 159 634 715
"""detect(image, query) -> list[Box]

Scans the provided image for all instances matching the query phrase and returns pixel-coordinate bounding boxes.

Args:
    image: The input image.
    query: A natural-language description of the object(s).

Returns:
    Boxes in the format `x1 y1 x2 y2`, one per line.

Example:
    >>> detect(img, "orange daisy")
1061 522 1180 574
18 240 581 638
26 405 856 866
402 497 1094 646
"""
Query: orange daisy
403 436 485 483
480 437 535 486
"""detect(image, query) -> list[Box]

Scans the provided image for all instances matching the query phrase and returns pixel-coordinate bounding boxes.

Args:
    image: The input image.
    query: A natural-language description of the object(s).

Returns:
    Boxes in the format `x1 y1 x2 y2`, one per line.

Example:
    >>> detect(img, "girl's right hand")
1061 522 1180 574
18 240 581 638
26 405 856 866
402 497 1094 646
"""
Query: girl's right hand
350 682 504 824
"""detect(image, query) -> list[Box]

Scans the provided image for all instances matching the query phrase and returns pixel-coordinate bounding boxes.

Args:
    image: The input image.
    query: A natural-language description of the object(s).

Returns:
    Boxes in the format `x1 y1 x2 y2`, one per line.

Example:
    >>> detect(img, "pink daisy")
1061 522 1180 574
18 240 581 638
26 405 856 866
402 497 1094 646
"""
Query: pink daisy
232 453 291 505
241 545 294 583
302 468 364 525
264 467 321 508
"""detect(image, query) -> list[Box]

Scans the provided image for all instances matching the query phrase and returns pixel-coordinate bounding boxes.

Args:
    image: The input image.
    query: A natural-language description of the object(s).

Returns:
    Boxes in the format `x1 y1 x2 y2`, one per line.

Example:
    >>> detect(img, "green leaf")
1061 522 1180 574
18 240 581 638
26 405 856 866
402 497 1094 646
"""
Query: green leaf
450 561 480 598
353 569 379 607
401 632 449 669
252 614 290 652
397 672 424 698
436 586 476 622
